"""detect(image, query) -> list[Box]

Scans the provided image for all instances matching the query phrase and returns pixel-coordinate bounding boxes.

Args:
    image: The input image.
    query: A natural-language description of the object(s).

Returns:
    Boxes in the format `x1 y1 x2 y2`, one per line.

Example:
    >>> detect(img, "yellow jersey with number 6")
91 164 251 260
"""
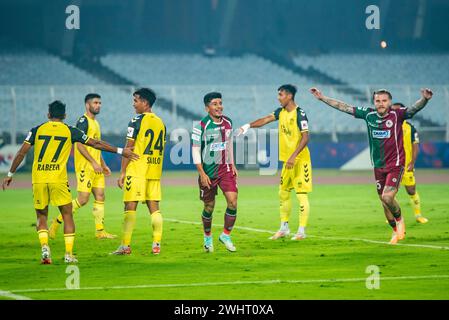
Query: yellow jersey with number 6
125 112 166 180
74 114 102 172
24 121 89 184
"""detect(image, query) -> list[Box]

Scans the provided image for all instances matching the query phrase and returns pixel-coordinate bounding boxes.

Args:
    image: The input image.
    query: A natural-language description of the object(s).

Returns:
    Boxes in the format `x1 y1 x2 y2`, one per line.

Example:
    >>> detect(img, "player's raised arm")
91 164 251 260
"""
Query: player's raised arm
237 113 276 136
405 88 433 118
310 87 355 115
2 142 32 190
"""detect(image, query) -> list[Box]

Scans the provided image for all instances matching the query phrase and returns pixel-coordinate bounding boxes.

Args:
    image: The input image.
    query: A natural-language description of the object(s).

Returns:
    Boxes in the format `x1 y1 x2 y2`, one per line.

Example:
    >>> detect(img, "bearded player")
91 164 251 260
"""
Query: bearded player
49 93 116 239
392 103 428 224
238 84 312 241
192 92 238 252
310 87 433 244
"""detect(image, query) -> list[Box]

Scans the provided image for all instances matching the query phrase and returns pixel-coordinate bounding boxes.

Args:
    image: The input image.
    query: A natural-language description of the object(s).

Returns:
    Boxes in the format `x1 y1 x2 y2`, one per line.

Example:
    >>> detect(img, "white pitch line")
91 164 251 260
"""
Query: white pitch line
0 290 32 300
9 275 449 294
165 218 449 251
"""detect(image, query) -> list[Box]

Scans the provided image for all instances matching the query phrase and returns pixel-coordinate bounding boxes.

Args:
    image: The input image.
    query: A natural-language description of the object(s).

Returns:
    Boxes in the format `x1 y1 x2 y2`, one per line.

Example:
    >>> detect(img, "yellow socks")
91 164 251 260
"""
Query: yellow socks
38 229 49 247
64 233 75 255
296 193 310 228
279 189 292 223
122 210 137 246
410 192 421 216
57 199 82 224
151 210 163 243
92 200 105 231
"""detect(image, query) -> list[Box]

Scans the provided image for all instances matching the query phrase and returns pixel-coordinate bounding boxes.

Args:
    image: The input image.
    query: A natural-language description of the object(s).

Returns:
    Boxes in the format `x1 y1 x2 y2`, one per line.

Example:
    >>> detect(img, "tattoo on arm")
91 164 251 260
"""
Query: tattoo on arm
320 96 355 115
405 97 428 118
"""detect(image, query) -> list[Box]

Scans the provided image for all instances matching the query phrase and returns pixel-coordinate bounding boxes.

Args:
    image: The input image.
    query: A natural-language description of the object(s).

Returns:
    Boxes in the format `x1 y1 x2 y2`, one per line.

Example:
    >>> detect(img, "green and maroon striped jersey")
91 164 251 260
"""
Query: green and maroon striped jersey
354 106 409 169
191 114 234 179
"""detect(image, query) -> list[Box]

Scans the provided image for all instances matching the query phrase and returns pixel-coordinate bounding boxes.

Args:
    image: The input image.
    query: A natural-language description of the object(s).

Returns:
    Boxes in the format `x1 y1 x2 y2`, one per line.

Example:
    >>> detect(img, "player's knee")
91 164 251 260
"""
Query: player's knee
279 189 290 201
381 193 394 205
78 196 90 206
204 202 215 213
94 193 105 202
406 186 416 195
227 200 237 211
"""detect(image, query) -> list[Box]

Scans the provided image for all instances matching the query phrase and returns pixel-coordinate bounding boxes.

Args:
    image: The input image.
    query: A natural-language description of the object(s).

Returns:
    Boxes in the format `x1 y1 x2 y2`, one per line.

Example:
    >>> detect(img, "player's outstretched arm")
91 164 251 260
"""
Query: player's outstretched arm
86 138 138 161
237 114 276 136
2 143 31 190
310 87 355 115
405 88 433 118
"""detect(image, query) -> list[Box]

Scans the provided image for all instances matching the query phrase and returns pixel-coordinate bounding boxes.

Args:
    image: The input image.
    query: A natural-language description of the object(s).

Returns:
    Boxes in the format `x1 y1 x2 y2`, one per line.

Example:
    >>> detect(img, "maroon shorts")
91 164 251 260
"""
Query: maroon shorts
199 170 238 202
374 166 404 195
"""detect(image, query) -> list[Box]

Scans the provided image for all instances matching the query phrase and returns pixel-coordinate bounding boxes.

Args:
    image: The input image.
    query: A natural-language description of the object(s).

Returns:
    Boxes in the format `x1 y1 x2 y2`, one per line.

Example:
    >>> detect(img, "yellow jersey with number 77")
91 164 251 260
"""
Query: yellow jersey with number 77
24 121 89 184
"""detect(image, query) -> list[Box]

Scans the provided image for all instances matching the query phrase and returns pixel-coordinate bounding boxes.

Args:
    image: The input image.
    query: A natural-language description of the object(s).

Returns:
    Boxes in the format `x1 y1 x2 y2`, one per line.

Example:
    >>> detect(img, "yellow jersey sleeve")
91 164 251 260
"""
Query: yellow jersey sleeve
297 108 309 132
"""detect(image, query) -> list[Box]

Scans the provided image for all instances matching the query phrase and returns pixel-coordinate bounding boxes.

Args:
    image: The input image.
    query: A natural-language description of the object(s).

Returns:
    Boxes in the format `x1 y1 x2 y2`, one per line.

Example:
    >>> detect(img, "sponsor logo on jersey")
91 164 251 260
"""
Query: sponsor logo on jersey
79 117 85 123
386 120 393 128
372 130 391 139
210 142 227 152
192 134 200 142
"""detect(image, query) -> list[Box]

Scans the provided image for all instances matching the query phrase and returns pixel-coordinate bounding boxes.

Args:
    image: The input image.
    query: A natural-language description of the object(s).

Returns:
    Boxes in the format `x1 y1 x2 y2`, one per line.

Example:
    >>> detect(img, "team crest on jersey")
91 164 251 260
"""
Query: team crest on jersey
386 120 393 128
301 120 308 130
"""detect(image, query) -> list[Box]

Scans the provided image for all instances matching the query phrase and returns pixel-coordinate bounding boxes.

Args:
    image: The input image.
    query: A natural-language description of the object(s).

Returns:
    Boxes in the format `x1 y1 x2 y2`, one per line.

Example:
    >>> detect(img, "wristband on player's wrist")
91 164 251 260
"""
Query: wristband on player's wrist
117 147 123 155
7 171 14 178
241 123 250 134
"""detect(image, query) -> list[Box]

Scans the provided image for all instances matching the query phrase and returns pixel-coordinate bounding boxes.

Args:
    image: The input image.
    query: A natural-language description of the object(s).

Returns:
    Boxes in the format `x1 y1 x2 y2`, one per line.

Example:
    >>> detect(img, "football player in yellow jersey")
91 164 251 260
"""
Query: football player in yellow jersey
2 101 138 264
49 93 116 239
238 84 312 240
112 88 166 256
392 103 428 224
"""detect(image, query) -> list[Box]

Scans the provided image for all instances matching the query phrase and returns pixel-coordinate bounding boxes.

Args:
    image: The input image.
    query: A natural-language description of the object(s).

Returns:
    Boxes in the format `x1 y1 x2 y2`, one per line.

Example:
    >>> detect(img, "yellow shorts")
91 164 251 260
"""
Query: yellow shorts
123 176 161 202
280 160 312 193
76 169 105 193
32 182 72 210
401 170 416 187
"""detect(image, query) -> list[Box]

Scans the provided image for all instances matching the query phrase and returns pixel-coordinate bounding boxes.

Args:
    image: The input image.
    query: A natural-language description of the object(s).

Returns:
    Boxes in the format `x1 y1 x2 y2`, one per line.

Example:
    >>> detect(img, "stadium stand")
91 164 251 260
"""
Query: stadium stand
294 54 449 127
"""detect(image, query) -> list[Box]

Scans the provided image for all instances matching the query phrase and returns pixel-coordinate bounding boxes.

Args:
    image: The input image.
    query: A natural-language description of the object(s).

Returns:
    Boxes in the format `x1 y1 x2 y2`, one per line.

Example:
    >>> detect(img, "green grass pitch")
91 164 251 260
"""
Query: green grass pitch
0 171 449 300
